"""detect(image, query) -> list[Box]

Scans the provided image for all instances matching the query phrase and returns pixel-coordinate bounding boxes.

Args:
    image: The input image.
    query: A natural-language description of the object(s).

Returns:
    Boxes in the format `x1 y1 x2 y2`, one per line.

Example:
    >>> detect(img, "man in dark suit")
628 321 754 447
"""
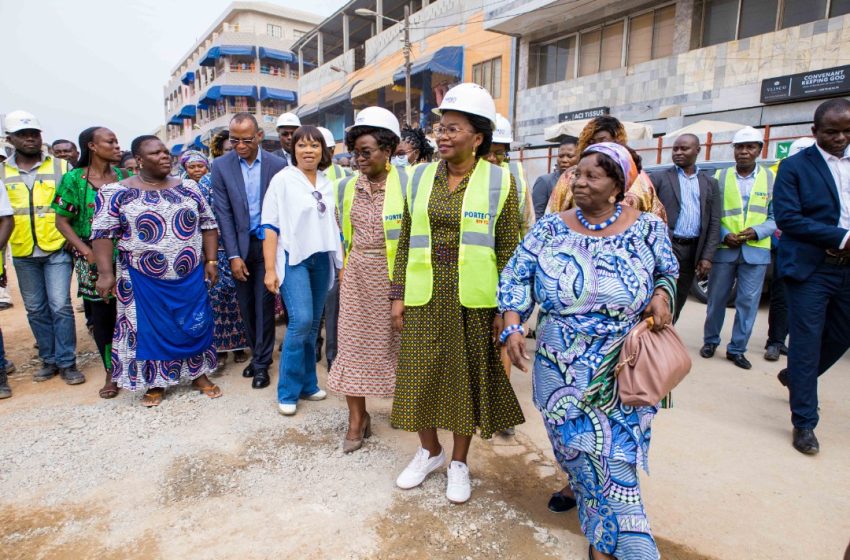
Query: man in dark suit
774 98 850 456
650 133 721 322
211 113 287 389
532 139 577 219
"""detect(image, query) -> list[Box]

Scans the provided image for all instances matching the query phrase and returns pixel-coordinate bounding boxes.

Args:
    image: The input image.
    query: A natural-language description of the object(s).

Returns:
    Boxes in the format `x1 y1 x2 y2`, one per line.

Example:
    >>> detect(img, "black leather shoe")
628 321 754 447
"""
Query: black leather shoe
699 343 717 358
777 368 788 387
764 343 781 362
779 343 788 356
547 492 577 513
726 352 752 370
792 428 819 455
252 369 270 389
242 364 255 378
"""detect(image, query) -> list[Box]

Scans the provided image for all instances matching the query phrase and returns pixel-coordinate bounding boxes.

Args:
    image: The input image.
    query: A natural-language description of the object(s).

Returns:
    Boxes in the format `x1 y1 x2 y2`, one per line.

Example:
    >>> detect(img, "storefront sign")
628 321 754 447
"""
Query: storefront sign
761 65 850 104
558 106 609 122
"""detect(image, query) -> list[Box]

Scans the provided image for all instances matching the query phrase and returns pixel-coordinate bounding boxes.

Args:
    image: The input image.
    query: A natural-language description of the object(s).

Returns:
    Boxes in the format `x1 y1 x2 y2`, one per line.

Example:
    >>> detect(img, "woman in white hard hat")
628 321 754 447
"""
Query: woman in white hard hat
327 106 404 453
262 126 343 416
389 83 525 504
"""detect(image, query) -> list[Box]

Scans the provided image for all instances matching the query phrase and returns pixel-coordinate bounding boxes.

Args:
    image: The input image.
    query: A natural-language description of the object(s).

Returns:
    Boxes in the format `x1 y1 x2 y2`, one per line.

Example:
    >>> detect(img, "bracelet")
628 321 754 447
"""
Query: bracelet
499 324 525 344
206 260 218 265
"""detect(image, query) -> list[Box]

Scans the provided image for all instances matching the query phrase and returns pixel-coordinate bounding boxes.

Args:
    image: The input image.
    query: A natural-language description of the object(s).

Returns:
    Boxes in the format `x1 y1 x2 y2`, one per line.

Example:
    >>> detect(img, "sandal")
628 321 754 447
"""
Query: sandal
141 389 164 408
197 384 222 399
233 350 249 363
98 385 119 399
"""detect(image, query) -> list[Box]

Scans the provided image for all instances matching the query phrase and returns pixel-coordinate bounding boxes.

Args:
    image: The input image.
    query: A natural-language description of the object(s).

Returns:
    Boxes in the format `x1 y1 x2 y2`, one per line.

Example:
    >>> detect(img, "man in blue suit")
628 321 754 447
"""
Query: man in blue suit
701 127 776 370
774 98 850 455
211 113 287 389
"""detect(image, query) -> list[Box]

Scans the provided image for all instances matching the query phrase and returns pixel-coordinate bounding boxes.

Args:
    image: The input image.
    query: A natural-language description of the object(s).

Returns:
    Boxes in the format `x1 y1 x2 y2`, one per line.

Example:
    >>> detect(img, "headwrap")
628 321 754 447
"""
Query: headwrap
179 150 209 172
583 142 638 189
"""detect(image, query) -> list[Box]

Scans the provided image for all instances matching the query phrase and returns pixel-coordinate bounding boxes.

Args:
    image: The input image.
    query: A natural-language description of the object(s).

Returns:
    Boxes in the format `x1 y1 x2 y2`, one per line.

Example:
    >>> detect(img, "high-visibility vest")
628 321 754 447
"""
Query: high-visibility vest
335 165 409 280
0 156 68 257
405 158 511 308
715 166 773 250
503 160 530 235
325 163 350 183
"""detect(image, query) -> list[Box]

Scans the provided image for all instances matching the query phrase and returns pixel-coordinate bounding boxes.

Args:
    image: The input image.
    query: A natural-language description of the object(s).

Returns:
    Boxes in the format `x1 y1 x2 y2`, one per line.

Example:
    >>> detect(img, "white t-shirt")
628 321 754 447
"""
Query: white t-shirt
261 165 343 288
0 180 13 217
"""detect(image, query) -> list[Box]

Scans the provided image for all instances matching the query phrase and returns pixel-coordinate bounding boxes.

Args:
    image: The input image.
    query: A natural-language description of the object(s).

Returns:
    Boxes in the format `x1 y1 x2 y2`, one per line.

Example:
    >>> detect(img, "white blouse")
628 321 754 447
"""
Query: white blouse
261 165 343 288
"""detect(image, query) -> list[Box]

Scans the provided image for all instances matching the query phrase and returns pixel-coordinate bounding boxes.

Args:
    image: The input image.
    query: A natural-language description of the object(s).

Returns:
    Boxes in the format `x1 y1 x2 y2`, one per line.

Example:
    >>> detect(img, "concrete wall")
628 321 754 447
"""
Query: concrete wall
514 9 850 144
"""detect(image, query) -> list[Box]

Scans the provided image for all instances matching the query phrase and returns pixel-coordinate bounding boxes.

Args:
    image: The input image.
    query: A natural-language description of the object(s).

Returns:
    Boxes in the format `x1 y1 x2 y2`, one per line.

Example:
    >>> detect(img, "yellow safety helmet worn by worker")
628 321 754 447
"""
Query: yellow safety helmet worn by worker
404 83 511 308
336 106 406 279
1 111 68 257
717 127 773 250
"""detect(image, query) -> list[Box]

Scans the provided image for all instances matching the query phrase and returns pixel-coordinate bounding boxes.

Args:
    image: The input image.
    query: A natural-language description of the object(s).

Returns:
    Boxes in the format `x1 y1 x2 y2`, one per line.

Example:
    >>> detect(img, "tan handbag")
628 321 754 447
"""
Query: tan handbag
615 317 692 406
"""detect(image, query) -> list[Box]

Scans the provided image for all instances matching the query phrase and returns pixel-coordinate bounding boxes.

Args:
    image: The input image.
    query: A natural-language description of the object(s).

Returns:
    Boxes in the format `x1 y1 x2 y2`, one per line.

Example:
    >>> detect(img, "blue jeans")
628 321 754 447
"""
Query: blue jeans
278 251 332 404
703 260 767 355
13 250 76 367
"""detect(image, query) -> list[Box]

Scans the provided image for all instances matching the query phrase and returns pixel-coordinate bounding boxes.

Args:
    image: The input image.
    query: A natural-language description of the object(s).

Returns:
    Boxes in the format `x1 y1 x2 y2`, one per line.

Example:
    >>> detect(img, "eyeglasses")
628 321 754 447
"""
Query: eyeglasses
433 125 475 139
351 149 375 160
311 190 326 214
230 137 256 146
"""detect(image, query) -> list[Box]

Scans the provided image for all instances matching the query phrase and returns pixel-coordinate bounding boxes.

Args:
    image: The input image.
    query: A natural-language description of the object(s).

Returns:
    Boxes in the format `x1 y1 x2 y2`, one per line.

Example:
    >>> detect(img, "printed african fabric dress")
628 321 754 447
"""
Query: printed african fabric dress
498 212 678 560
90 180 219 391
198 174 248 353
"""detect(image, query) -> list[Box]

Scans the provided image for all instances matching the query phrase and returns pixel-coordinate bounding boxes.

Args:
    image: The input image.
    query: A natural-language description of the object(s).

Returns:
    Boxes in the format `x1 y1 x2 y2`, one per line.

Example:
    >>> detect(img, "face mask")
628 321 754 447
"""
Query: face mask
391 155 409 167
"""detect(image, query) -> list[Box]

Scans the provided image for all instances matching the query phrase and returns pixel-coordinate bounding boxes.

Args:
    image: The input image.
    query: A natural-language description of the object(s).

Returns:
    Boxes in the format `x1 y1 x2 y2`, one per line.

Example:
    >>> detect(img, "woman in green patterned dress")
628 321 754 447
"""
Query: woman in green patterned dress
390 83 524 504
53 126 128 399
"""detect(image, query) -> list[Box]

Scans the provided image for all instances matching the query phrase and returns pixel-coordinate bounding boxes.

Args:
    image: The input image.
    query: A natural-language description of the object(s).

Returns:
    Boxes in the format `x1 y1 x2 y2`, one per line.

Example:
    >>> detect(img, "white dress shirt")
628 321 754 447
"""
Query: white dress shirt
261 165 343 288
815 144 850 249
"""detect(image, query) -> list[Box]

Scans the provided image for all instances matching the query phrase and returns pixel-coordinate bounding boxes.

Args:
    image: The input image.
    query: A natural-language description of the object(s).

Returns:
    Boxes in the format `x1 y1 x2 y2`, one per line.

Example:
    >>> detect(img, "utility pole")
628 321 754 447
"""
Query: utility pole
403 5 412 128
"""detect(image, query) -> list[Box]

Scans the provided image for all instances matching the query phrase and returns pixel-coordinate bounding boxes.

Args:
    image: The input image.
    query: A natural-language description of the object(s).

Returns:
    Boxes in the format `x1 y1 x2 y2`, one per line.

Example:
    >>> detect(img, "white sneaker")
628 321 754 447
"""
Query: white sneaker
396 447 445 489
278 403 297 415
446 461 471 504
304 389 327 401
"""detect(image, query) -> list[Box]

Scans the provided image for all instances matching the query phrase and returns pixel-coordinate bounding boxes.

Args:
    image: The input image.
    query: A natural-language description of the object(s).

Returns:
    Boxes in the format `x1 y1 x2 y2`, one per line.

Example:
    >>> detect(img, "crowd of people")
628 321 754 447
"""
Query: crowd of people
0 85 848 560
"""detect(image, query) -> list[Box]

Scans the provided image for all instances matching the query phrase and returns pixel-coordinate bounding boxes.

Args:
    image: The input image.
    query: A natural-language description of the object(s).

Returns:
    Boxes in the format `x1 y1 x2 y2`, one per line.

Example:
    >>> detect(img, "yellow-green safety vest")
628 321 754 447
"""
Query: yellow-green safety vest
0 156 68 257
503 160 530 235
335 165 409 280
715 166 773 250
325 163 351 183
405 158 511 308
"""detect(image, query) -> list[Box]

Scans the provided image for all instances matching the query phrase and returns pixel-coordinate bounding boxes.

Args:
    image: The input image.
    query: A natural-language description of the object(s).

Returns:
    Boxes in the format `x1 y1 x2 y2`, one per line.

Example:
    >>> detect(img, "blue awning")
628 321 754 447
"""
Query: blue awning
319 81 361 111
198 85 258 105
200 45 257 66
168 115 183 126
259 47 296 63
170 144 184 155
192 135 205 150
393 46 463 83
259 87 297 102
178 105 196 118
181 71 195 85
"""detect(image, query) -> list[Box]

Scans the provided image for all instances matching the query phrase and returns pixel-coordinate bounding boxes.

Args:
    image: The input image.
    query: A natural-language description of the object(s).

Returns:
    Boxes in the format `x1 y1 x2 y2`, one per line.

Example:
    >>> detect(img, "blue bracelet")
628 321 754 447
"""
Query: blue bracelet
499 324 525 344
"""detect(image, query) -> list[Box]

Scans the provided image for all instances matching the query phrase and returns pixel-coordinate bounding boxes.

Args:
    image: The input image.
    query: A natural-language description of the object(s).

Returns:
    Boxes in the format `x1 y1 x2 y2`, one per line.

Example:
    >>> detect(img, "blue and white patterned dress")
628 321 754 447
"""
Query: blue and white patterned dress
91 180 219 391
499 212 677 560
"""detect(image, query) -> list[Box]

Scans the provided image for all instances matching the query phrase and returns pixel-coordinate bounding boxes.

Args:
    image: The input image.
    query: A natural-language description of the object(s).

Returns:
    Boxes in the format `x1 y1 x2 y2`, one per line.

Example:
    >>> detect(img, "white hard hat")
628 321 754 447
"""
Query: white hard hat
317 127 335 148
432 83 497 129
492 114 513 144
788 137 815 157
732 126 763 145
276 112 301 129
348 106 401 138
4 110 42 133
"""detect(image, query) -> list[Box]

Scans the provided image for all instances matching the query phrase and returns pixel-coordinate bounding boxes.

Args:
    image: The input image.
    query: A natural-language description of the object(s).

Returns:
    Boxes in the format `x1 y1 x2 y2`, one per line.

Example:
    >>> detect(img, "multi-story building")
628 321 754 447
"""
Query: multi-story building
163 1 322 155
484 1 850 177
291 0 515 146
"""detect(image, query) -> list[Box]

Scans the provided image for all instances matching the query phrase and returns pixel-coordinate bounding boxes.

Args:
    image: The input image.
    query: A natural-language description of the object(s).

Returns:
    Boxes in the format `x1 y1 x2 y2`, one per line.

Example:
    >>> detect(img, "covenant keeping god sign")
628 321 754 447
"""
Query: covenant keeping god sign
761 65 850 103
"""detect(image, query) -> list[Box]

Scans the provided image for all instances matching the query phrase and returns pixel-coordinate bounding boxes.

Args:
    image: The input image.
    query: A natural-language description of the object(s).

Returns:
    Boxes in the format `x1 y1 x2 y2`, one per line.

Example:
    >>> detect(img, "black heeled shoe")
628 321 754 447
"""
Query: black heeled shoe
547 491 577 513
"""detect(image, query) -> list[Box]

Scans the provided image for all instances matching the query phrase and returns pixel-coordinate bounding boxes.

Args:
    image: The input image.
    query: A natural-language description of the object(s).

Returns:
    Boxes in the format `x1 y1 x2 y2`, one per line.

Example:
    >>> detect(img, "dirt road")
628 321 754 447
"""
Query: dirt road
1 269 848 559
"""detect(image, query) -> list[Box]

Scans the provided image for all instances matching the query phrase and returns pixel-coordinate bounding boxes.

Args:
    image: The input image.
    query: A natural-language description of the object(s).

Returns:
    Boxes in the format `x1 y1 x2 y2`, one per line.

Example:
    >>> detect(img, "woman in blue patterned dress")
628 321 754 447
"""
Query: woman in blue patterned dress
180 150 249 369
91 136 222 407
499 143 678 560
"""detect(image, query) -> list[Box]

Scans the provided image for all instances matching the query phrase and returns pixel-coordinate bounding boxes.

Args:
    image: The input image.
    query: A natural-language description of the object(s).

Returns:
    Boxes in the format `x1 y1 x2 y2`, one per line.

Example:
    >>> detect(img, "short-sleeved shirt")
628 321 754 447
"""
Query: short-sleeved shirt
0 180 13 217
52 167 129 239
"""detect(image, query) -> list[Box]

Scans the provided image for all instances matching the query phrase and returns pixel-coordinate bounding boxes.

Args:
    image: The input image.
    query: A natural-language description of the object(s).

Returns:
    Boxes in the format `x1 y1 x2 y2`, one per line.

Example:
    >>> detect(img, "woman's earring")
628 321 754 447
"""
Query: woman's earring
608 195 616 204
138 161 144 170
385 161 392 171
